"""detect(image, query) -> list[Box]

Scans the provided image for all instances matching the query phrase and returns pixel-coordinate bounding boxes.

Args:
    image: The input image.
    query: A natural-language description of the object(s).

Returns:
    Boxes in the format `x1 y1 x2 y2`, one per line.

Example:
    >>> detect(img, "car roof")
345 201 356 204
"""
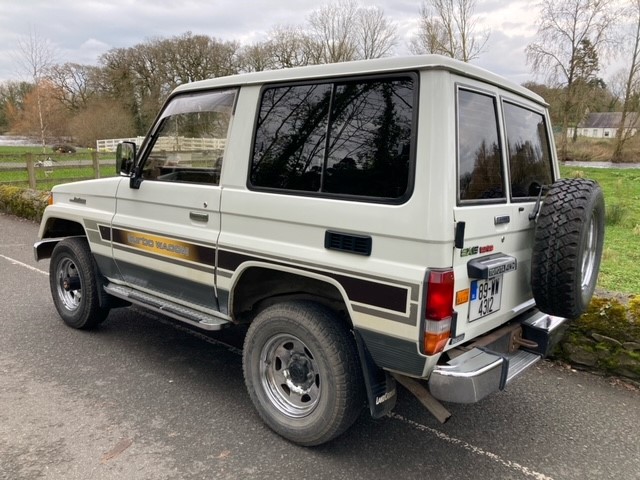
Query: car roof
173 54 545 105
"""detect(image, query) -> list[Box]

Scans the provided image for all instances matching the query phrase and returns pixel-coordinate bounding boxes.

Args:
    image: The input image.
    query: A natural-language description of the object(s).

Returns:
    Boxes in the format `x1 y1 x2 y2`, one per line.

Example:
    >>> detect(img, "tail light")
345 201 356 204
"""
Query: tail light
424 269 455 355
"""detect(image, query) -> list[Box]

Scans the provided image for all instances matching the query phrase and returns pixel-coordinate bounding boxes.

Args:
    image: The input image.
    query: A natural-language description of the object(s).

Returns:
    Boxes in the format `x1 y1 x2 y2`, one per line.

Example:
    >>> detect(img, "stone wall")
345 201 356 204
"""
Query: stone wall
553 295 640 381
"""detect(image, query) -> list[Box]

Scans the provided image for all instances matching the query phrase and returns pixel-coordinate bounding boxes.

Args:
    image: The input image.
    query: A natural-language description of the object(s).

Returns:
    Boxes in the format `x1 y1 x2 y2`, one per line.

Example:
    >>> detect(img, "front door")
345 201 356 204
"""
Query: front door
111 88 237 313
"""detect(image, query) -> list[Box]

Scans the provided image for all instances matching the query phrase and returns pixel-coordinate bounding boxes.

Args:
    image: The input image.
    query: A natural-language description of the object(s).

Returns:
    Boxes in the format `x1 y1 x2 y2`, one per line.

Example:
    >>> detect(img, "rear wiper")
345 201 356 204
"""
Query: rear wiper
529 185 550 221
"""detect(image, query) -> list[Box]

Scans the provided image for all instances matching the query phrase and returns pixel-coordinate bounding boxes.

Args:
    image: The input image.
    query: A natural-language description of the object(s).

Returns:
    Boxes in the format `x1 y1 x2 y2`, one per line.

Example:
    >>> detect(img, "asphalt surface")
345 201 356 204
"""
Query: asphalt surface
1 212 639 480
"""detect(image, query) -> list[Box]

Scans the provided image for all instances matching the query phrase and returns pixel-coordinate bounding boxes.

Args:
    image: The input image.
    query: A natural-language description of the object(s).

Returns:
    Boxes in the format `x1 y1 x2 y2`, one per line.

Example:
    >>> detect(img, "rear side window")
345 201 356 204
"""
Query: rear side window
457 89 504 202
251 75 415 201
503 101 553 198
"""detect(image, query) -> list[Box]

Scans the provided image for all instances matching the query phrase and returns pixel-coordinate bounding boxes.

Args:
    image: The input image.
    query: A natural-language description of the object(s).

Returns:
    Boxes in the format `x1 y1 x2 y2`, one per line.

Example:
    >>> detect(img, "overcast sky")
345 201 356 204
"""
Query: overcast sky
0 0 545 85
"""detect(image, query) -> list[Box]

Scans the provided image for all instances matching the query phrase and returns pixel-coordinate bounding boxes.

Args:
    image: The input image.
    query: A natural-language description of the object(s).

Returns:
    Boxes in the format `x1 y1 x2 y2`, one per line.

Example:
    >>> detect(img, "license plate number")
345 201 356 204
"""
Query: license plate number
469 276 503 321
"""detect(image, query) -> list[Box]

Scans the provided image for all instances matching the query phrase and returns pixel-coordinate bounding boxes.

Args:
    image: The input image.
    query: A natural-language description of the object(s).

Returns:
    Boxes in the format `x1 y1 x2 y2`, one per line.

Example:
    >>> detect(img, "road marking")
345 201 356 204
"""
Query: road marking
1 252 556 478
0 254 48 276
388 413 556 480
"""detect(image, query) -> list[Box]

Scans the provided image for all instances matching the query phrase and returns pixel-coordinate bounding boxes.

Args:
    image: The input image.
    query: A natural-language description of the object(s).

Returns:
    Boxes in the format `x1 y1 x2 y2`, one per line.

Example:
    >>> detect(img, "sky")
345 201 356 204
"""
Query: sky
0 0 551 86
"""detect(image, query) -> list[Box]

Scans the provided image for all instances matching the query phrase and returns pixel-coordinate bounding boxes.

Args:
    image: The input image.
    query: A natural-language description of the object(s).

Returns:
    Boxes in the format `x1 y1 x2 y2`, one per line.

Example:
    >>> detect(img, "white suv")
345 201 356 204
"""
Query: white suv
35 55 604 446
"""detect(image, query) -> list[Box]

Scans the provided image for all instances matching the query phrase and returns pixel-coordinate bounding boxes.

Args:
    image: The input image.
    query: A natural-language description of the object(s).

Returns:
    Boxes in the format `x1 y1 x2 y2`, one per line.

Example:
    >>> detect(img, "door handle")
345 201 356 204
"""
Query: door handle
190 212 209 223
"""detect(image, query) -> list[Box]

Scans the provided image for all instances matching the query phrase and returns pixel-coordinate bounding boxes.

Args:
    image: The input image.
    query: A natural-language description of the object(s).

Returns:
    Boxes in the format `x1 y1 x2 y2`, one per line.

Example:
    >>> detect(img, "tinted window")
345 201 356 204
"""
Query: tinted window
251 84 331 191
141 89 235 185
503 102 553 198
457 89 504 202
325 80 413 197
251 76 415 200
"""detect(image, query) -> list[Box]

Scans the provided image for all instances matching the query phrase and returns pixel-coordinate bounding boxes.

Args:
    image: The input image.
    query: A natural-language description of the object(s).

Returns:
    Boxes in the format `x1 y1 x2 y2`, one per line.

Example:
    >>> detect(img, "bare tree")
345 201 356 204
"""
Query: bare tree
14 27 57 151
240 42 276 72
267 25 317 68
612 0 640 162
9 80 70 142
70 98 136 148
357 6 398 59
47 63 97 111
307 0 397 63
308 0 360 63
526 0 618 160
409 0 489 62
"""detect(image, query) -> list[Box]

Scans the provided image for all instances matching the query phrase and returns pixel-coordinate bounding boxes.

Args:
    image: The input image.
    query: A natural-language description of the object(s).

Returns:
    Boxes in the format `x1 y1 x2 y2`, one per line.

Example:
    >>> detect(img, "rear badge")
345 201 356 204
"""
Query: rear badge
460 245 494 257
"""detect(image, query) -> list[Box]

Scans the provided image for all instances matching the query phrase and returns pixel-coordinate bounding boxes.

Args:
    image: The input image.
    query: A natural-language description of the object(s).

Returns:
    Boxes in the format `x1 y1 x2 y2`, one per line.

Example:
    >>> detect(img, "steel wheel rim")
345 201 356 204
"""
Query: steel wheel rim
259 333 321 418
55 257 82 311
581 214 598 292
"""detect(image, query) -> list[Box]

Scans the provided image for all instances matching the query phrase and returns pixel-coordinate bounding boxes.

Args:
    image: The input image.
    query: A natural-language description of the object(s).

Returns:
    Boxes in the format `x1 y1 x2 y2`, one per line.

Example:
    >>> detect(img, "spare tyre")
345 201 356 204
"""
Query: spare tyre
531 178 605 319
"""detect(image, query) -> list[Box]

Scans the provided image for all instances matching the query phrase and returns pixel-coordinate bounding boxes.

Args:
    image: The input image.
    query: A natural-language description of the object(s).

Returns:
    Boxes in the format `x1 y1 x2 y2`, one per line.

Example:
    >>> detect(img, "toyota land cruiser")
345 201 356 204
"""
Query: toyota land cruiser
34 55 604 446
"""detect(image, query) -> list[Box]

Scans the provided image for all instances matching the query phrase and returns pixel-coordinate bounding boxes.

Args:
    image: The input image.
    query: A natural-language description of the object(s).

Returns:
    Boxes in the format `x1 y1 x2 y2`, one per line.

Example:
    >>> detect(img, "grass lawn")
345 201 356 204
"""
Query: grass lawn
0 145 116 189
560 166 640 295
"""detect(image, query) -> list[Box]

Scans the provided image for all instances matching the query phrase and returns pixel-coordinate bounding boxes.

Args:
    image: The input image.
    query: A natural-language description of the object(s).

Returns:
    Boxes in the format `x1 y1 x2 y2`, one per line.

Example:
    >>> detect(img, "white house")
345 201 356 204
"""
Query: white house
568 112 639 139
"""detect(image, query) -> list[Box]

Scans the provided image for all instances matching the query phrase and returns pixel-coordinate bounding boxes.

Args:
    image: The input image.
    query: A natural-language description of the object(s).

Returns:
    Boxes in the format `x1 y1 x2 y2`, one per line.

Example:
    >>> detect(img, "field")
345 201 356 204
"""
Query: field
0 146 115 189
560 166 640 295
0 146 638 294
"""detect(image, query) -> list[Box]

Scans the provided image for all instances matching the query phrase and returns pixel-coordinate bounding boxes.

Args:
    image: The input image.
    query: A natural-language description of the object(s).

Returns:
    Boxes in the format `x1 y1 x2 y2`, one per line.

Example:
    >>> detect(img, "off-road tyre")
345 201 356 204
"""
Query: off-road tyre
49 237 110 329
531 178 605 319
243 301 365 446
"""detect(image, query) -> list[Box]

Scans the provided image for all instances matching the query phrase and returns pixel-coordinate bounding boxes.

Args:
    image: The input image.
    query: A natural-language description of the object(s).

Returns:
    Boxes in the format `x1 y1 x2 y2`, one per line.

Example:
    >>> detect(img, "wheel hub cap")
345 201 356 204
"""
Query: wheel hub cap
260 334 321 418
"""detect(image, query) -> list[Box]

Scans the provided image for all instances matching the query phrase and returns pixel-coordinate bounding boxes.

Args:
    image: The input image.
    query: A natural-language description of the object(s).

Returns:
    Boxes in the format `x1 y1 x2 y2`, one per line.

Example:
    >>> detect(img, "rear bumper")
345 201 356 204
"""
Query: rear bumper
428 311 567 403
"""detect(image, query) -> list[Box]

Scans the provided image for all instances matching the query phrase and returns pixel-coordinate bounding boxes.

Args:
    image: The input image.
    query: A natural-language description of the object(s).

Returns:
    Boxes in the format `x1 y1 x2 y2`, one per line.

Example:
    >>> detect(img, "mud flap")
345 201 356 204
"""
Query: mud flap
353 330 397 418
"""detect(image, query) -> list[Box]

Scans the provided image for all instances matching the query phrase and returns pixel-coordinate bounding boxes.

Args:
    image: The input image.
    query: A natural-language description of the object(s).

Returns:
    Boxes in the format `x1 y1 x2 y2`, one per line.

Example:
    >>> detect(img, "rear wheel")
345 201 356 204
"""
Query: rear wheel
243 301 364 446
531 178 605 319
49 237 110 329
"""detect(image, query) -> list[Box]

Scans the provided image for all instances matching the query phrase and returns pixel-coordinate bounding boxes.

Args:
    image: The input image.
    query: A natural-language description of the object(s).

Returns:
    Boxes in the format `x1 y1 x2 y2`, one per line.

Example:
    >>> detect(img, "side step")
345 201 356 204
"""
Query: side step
104 283 231 331
505 349 541 384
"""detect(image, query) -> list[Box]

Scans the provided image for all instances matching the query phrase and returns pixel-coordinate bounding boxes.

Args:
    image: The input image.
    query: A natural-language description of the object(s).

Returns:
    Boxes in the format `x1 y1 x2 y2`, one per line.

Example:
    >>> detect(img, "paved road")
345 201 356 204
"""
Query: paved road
1 213 638 480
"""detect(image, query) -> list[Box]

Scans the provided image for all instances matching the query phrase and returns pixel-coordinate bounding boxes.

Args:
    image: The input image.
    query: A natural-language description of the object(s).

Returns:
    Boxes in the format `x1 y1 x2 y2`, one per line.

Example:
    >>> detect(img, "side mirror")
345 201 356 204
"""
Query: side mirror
116 141 136 175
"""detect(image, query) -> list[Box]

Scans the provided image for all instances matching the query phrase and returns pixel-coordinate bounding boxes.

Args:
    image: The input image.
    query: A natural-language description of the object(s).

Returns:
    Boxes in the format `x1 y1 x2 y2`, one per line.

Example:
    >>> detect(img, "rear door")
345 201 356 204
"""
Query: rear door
451 80 555 341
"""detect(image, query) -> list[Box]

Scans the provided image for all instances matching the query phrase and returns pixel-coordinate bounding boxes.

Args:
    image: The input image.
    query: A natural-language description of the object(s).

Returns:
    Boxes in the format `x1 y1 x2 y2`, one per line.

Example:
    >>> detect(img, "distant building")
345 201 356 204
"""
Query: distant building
568 112 639 139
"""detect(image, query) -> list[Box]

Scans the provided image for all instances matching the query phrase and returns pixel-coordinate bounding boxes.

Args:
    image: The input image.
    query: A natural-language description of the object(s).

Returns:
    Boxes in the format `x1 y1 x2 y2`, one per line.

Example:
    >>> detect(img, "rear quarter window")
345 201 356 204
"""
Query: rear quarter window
503 101 554 199
457 89 505 203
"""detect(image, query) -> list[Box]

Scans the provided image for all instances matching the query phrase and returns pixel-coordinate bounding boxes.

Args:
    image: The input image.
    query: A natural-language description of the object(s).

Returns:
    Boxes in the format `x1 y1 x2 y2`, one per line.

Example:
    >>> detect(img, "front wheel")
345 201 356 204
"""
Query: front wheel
242 301 365 446
49 237 110 329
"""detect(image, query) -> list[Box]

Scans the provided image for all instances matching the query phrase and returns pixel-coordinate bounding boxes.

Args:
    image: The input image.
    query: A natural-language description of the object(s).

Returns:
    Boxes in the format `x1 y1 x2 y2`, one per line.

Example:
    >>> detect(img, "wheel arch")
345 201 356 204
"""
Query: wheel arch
228 264 354 326
35 216 87 261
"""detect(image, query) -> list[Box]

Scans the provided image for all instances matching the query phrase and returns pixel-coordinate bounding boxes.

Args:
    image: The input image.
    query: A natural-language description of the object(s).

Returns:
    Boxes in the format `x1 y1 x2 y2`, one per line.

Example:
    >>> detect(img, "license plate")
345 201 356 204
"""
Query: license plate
469 276 503 321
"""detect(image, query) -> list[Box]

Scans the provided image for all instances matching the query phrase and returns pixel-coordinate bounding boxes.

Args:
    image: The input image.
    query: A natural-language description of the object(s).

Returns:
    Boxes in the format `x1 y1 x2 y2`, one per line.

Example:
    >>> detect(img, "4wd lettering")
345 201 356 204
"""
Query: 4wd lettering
460 245 494 257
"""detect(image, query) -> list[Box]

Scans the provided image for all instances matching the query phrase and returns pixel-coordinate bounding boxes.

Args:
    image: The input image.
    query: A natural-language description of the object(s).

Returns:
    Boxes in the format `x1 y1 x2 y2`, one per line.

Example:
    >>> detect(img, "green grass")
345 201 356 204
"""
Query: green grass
560 166 640 295
0 145 116 189
0 146 46 155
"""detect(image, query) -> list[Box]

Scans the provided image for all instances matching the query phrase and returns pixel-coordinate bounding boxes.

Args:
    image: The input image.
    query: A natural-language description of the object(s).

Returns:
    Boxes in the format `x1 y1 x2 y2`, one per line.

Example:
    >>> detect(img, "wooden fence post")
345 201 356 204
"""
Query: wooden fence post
26 154 37 189
92 151 100 179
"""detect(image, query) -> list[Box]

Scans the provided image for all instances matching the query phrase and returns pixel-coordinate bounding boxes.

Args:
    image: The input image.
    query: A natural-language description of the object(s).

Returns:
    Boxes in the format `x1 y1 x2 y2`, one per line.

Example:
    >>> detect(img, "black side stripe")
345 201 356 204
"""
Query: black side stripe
218 249 408 314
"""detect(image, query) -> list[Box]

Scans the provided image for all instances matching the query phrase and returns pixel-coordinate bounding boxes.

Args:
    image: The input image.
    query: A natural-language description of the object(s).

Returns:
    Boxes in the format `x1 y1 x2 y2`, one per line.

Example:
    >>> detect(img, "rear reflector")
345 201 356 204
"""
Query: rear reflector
424 269 454 355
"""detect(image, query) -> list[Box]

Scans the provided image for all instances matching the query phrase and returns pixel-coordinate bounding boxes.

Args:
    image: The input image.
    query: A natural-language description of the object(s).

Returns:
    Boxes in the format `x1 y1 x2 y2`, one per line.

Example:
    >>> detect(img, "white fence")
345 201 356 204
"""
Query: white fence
96 137 226 152
96 137 145 152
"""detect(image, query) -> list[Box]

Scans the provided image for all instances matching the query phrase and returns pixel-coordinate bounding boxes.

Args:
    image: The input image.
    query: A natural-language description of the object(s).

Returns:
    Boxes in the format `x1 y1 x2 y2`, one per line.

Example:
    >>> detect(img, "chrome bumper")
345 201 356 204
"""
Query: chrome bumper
428 312 567 403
